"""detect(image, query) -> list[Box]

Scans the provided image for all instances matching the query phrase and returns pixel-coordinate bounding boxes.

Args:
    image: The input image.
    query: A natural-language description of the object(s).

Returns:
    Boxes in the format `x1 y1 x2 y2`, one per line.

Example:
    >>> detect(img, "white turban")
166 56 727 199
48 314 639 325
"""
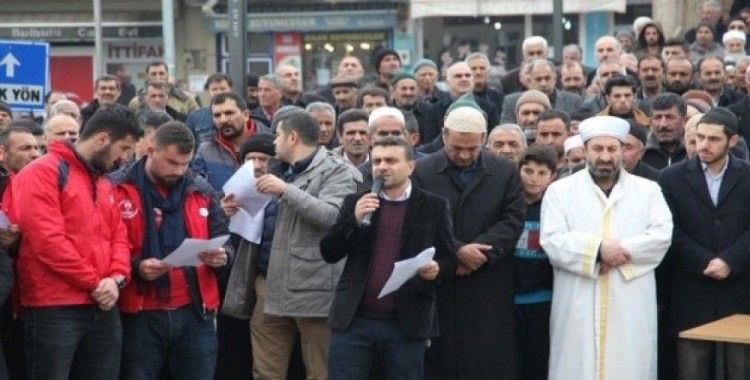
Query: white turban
564 135 584 154
579 116 629 143
723 30 747 44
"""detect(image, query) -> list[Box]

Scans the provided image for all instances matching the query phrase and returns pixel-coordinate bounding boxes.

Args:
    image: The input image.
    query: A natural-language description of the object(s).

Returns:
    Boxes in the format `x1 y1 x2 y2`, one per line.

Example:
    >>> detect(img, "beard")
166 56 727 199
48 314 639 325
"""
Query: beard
90 144 122 172
587 158 621 182
663 81 691 95
219 123 243 139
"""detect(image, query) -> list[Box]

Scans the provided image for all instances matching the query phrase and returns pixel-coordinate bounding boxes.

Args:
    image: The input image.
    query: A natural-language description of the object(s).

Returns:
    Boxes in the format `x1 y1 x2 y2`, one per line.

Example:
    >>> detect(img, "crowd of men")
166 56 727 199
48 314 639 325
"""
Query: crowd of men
0 1 748 379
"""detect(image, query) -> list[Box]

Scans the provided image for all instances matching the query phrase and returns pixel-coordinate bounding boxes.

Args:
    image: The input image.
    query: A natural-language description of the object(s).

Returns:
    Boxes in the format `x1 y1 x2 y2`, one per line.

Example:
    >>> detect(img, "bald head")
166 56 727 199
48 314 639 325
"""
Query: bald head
595 36 622 63
44 114 79 144
446 62 474 97
275 64 302 97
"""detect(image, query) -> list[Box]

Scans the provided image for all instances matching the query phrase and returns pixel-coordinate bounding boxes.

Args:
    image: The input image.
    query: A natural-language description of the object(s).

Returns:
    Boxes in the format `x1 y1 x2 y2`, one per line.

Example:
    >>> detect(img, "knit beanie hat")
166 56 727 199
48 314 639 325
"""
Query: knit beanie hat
515 89 551 113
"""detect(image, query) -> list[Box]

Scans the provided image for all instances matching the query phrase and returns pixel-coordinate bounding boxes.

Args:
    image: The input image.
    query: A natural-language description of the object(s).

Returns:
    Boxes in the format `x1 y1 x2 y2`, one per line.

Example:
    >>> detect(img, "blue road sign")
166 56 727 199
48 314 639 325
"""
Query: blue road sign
0 40 49 113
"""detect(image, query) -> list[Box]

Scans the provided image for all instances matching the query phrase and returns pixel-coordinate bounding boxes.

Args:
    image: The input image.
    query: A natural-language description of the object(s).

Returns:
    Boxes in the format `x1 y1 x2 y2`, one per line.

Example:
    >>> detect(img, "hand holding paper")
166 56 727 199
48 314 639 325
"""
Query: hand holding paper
222 161 271 216
378 247 436 299
162 235 230 267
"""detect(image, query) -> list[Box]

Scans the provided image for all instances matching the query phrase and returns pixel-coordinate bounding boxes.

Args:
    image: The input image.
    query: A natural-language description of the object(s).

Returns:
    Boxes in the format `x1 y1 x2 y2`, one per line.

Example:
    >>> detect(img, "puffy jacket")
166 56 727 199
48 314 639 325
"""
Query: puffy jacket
13 141 131 307
192 119 269 191
110 163 231 314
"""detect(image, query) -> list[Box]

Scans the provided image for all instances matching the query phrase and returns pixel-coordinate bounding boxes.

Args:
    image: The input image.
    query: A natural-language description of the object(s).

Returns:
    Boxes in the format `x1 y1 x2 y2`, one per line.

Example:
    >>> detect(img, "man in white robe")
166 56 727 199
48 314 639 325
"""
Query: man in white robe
540 116 673 380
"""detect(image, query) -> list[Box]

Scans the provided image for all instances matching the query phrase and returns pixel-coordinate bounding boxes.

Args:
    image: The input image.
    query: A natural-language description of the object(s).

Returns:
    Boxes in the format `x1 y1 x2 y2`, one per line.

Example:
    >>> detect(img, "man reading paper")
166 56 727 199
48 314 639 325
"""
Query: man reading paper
110 121 233 380
320 137 456 380
540 116 673 380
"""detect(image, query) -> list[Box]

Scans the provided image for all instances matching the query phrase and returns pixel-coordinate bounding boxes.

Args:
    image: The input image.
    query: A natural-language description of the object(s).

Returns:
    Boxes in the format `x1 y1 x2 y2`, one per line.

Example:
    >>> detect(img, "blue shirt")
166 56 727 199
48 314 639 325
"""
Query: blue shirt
702 155 729 206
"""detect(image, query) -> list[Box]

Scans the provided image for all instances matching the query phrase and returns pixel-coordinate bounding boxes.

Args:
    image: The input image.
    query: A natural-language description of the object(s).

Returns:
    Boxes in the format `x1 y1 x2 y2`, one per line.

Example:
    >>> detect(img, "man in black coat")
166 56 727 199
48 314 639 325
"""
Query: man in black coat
412 105 526 379
658 108 750 380
321 137 456 379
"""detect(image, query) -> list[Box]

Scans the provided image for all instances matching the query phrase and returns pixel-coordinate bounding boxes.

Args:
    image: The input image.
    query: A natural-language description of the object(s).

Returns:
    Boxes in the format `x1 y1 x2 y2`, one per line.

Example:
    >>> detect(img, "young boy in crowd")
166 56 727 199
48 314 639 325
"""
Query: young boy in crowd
514 144 558 380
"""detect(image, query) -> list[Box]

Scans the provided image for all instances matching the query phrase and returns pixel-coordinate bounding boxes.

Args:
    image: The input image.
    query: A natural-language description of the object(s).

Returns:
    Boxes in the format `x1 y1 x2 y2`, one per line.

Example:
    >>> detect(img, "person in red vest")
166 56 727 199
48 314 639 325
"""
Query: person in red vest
110 121 233 379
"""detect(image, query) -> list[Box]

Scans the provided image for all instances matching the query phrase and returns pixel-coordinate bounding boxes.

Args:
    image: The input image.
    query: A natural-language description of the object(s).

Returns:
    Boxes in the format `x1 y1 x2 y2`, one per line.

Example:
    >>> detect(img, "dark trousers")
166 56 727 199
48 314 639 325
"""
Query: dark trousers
24 305 121 380
514 301 550 380
328 315 426 380
121 306 218 380
214 314 251 380
0 298 21 380
678 339 749 380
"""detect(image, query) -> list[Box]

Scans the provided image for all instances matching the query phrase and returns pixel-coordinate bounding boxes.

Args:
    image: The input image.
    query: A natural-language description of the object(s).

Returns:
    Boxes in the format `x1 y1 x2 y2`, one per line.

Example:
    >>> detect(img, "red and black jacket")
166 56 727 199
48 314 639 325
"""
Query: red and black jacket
110 161 233 316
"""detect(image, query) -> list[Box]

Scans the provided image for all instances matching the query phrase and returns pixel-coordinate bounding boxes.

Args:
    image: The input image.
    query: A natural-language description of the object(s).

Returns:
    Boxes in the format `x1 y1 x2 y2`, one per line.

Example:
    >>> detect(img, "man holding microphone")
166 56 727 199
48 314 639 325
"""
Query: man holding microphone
320 136 456 379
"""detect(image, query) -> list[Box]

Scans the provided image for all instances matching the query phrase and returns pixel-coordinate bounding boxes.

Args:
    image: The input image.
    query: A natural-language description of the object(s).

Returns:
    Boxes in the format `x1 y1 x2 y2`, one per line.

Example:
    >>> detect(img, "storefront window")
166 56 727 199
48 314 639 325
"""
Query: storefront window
531 14 581 58
219 32 275 77
422 16 525 80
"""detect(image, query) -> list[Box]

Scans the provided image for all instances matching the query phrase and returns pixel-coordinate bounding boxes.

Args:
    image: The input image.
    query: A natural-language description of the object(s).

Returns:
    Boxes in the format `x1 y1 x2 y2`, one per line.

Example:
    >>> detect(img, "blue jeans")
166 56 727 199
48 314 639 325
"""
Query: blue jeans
24 305 122 380
120 306 218 380
328 315 427 380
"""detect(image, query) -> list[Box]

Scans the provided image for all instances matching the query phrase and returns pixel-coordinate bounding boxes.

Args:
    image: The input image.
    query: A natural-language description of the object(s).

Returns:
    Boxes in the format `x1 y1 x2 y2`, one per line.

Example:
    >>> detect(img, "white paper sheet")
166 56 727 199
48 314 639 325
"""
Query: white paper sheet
0 211 10 229
222 160 272 216
228 208 265 244
162 235 231 267
378 247 436 299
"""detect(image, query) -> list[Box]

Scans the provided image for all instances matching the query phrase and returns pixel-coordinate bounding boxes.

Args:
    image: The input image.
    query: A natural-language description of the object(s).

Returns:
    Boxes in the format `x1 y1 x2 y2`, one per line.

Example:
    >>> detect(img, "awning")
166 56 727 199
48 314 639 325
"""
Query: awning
410 0 627 18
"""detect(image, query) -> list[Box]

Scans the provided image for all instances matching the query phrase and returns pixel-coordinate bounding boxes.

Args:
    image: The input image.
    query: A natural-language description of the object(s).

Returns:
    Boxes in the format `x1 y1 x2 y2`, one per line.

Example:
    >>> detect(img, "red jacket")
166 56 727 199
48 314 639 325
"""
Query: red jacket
13 141 131 307
111 166 223 314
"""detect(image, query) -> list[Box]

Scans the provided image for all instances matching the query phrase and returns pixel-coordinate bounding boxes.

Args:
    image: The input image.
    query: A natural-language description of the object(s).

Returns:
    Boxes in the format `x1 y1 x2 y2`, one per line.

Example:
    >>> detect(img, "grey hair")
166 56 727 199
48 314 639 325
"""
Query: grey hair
562 44 583 57
305 101 336 120
258 74 284 90
489 123 527 147
595 36 623 54
49 99 80 117
522 36 548 54
465 52 491 67
524 59 556 75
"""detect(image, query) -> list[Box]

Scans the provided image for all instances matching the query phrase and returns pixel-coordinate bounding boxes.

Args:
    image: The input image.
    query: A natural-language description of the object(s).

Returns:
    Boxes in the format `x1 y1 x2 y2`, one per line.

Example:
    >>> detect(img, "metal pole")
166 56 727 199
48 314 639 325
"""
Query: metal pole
161 0 177 79
93 0 102 78
228 0 247 98
552 0 563 62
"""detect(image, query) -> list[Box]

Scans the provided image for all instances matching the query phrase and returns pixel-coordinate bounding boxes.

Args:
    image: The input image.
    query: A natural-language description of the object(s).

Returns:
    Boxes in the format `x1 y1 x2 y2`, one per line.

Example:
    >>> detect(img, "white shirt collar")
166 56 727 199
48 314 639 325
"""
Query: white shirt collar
380 180 412 202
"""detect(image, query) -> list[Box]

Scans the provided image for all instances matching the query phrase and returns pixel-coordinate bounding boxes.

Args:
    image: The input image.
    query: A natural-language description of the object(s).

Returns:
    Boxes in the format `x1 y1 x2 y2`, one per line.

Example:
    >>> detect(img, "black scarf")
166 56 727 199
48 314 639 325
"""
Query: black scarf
132 158 189 301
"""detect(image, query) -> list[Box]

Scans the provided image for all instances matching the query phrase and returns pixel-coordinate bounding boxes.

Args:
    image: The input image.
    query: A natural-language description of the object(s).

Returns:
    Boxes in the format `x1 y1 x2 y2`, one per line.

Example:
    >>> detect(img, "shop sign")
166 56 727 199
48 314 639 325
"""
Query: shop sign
210 10 398 33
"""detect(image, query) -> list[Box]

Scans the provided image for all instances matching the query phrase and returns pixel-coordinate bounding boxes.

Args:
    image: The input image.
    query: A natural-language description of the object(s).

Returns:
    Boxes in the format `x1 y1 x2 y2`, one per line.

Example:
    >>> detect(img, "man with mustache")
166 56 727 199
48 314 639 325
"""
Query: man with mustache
192 92 270 378
697 56 745 106
13 105 143 380
193 92 270 191
81 74 121 127
540 116 672 380
643 93 689 169
637 55 665 105
390 72 424 146
333 109 370 167
500 59 582 125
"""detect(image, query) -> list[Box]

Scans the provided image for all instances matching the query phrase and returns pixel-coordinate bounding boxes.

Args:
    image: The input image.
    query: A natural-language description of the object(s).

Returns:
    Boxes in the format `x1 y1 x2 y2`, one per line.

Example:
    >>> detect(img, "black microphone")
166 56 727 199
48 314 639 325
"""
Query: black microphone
362 177 383 227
